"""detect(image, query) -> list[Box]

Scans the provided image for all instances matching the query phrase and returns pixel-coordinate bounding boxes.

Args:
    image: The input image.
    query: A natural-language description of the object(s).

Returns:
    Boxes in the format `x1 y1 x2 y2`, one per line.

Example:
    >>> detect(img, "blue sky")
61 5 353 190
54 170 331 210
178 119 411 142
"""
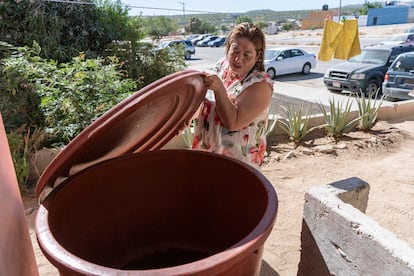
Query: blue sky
121 0 366 16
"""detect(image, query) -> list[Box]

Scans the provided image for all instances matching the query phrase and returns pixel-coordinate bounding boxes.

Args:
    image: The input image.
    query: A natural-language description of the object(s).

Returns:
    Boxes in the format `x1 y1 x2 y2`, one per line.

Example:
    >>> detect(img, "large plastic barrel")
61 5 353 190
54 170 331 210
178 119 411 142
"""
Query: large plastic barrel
36 150 278 275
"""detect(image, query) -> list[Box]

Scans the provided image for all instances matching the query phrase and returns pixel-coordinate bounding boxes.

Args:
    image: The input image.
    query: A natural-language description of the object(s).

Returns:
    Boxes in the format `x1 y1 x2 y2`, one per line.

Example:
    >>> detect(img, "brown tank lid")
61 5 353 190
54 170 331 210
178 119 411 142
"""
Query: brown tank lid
35 69 206 199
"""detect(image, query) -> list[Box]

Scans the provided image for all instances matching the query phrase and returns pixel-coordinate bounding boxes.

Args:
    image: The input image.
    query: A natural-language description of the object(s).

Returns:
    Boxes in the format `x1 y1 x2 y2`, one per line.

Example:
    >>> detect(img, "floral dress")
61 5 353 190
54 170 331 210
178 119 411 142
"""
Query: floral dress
192 58 274 169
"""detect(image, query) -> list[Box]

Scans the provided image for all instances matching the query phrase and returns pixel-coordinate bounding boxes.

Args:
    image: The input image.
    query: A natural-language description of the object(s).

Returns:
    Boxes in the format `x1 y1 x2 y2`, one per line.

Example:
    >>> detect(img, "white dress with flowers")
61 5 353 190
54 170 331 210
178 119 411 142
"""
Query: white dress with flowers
192 58 274 169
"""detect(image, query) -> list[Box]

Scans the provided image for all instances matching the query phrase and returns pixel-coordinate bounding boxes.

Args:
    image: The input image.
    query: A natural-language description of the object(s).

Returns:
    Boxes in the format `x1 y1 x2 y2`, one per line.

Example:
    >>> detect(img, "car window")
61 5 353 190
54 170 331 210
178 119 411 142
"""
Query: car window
265 50 280 60
291 49 304 57
280 51 291 59
388 48 404 66
391 55 414 72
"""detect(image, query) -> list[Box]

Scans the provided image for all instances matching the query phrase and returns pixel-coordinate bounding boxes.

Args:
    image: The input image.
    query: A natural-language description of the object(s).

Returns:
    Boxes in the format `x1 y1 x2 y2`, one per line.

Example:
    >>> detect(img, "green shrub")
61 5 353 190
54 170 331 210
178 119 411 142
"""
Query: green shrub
102 41 187 87
1 42 137 145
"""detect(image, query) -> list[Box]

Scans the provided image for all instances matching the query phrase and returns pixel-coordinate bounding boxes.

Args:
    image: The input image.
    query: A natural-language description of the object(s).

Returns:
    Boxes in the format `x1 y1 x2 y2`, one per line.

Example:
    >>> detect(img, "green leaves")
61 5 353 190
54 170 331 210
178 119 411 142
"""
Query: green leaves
318 97 359 139
355 91 384 131
279 104 317 145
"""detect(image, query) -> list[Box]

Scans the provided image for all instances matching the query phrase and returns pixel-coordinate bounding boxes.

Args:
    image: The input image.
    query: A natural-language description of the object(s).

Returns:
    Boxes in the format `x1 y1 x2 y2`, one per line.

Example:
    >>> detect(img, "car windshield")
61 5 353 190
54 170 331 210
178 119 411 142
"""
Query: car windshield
265 50 281 60
348 49 389 65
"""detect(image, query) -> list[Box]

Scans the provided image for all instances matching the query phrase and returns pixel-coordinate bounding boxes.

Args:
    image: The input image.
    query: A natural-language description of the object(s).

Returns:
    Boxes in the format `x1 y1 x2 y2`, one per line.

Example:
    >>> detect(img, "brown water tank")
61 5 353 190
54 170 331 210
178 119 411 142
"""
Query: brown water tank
35 70 278 275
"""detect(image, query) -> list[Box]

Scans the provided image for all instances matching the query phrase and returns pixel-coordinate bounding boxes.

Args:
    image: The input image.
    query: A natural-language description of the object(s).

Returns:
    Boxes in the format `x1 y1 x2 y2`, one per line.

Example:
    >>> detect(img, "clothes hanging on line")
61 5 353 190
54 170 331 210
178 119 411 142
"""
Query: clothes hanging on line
318 18 361 61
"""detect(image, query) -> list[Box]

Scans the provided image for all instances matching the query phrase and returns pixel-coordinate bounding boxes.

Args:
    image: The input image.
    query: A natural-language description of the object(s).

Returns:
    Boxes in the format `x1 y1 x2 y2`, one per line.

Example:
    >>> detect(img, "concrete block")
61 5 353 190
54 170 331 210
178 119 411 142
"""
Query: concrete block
299 177 414 276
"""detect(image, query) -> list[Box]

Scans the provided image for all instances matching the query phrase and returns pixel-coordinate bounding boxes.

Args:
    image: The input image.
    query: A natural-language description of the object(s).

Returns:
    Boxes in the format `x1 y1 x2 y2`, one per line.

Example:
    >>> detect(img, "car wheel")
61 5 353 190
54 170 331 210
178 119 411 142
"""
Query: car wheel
184 51 191 60
267 68 276 79
364 79 381 97
302 63 311 75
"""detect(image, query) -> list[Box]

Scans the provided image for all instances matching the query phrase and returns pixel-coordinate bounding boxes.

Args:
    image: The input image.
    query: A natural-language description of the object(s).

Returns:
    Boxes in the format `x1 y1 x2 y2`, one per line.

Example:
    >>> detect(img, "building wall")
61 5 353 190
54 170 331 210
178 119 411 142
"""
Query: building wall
367 6 409 25
301 10 334 30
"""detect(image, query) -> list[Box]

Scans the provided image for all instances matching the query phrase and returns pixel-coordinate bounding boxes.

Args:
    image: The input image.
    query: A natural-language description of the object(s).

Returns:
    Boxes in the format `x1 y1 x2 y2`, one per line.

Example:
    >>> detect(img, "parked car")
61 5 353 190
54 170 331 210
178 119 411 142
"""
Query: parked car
324 43 414 96
381 33 414 45
185 34 200 41
190 34 212 46
157 39 195 60
383 52 414 100
405 26 414 33
208 37 226 47
196 35 219 47
264 47 316 79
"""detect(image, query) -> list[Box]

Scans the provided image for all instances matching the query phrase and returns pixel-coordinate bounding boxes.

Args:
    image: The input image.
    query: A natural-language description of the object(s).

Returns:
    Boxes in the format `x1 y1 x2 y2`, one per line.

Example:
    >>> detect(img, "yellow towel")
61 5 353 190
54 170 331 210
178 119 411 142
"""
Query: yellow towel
318 19 343 61
318 19 361 61
334 19 361 60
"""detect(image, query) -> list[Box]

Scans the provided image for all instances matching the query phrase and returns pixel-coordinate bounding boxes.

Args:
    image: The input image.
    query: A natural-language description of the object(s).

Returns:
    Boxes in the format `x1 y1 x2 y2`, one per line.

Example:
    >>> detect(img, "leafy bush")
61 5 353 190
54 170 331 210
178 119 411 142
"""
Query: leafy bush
102 41 186 87
318 97 359 139
6 127 45 191
1 42 137 145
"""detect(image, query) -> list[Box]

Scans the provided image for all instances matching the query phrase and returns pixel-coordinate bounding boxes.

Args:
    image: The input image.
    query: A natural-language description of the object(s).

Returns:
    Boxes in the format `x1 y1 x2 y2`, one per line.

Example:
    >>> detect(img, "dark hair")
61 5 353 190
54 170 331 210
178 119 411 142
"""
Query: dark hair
225 22 266 71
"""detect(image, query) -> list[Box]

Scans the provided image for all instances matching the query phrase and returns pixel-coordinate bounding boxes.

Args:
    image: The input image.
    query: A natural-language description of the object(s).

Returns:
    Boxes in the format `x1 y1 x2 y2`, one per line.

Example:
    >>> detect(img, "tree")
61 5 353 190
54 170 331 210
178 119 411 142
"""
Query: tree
256 21 269 30
236 15 253 24
355 1 383 15
143 16 179 41
0 0 131 62
185 17 202 34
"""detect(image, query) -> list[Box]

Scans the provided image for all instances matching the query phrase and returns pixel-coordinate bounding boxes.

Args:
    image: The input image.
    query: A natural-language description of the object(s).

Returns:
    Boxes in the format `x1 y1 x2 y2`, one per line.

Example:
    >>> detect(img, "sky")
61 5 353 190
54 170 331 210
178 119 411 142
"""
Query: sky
121 0 366 16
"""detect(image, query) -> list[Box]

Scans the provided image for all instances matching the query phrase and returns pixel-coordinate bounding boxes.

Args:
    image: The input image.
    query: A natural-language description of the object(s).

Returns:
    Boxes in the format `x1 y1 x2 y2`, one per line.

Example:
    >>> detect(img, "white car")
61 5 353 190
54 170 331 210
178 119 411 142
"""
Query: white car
380 33 414 46
264 47 317 79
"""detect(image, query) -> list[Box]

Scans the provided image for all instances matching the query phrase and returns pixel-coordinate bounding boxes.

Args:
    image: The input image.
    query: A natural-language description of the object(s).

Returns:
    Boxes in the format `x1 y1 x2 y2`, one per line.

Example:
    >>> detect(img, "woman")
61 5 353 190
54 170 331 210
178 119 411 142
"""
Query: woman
192 22 274 168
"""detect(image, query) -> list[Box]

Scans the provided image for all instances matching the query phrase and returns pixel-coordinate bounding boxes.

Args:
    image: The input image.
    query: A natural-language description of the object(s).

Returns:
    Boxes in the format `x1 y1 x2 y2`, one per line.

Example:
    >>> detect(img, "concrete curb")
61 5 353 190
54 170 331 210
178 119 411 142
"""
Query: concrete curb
298 177 414 275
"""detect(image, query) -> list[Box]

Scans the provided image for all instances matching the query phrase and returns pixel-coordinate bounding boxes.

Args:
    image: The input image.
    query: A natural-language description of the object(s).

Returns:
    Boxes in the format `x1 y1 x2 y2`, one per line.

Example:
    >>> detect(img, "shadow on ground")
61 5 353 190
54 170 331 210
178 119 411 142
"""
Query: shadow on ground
261 260 281 276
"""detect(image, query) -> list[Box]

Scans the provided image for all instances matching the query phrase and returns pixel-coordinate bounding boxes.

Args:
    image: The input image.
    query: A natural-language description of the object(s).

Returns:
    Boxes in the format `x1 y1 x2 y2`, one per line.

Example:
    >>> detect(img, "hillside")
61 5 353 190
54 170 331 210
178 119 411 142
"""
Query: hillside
160 4 364 26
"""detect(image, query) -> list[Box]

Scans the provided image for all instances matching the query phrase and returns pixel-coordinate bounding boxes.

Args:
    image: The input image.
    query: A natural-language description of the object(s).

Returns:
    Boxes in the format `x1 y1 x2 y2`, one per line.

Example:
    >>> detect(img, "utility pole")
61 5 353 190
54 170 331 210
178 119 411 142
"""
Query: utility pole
338 0 342 22
178 1 187 24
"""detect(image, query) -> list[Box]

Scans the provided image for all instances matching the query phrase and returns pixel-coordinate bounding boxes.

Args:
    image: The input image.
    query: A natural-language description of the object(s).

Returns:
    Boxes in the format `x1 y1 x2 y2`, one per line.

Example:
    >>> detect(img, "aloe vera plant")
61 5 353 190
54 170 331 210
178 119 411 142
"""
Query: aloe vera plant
279 103 318 145
355 91 384 131
318 97 360 139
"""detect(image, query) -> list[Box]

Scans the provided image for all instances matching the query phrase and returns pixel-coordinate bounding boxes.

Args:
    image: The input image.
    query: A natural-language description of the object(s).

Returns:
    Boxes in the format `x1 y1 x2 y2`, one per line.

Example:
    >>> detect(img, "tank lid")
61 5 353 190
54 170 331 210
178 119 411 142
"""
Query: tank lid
35 70 206 199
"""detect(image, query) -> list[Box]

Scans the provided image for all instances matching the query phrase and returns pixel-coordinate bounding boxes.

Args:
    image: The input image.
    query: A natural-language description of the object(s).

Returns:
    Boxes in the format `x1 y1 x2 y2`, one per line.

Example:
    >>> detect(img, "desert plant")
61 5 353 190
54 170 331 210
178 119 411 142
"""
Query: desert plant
355 91 384 131
265 113 278 137
318 97 360 139
279 103 318 144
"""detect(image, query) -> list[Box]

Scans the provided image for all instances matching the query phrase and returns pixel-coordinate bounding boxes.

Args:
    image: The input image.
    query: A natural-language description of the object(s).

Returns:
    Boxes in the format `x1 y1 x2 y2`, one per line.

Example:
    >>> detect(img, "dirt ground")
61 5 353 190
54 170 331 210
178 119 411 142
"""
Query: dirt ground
23 119 414 275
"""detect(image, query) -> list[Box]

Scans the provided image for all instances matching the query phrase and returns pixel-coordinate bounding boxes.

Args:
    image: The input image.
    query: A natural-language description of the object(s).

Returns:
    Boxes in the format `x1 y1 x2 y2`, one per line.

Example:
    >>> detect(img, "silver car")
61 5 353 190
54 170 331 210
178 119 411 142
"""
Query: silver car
264 47 317 79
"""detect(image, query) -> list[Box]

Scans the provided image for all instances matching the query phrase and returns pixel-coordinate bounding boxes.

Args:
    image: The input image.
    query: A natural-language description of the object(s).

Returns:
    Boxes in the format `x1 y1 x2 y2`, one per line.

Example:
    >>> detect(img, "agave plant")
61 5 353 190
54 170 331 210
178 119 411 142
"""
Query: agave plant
265 113 278 137
279 103 318 145
318 97 360 139
355 91 384 131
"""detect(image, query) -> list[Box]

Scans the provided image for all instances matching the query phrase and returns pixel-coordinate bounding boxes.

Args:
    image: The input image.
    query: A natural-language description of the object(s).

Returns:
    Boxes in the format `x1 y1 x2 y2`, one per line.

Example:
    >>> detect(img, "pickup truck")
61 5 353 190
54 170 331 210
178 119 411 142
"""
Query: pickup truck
323 43 414 96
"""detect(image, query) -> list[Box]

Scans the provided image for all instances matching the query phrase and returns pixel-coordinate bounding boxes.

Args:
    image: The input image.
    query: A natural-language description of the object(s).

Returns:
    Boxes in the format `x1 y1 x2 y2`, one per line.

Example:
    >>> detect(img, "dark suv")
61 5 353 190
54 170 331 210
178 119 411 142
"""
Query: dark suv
323 43 414 96
382 52 414 100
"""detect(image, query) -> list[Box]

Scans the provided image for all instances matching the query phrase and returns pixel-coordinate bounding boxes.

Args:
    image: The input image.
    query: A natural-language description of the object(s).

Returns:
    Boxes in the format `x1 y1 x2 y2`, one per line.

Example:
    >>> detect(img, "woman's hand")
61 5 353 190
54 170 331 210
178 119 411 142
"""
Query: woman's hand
202 73 225 93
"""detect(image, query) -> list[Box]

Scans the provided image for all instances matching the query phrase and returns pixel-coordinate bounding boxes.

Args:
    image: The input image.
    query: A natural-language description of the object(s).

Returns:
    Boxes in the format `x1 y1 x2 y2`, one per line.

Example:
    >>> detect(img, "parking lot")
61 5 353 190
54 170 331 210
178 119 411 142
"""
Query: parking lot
186 31 412 116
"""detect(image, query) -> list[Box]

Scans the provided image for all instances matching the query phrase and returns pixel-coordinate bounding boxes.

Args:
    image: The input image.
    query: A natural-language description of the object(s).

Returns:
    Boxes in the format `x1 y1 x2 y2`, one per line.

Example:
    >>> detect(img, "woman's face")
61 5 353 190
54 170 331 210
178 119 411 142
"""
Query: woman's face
227 37 258 76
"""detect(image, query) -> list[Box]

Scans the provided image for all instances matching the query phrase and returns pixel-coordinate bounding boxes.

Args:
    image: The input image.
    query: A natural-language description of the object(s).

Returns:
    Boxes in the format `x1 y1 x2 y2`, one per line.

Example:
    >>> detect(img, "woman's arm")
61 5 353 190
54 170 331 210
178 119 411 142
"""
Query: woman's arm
203 74 273 131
